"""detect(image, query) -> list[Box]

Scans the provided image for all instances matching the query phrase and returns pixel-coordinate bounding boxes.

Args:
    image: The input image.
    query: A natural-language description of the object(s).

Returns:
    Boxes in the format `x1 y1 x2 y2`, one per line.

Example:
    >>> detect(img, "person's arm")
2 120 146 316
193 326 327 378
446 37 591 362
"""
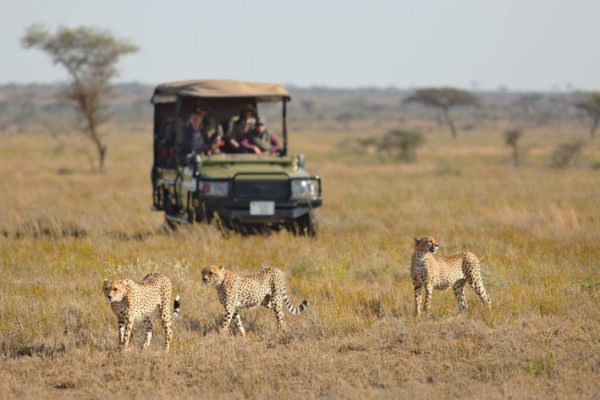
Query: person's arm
268 133 283 154
208 125 225 154
240 137 254 152
226 116 239 138
208 125 224 144
240 137 261 154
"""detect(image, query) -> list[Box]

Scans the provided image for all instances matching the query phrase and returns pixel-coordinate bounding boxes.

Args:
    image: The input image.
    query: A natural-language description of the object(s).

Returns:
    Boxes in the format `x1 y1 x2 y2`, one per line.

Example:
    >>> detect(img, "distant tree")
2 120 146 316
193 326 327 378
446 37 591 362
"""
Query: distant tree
378 129 426 162
404 88 479 139
575 92 600 138
22 24 138 171
503 128 524 167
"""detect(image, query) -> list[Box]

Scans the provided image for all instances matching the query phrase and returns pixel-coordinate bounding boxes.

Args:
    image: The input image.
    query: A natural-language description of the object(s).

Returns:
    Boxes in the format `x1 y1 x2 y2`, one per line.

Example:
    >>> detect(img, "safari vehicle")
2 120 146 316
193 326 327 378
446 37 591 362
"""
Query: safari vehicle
150 80 322 235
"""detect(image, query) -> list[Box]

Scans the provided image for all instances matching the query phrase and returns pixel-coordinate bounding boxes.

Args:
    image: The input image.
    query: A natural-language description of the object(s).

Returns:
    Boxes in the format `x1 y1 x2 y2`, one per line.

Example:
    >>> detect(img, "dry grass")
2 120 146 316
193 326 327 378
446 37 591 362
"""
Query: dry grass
1 124 600 399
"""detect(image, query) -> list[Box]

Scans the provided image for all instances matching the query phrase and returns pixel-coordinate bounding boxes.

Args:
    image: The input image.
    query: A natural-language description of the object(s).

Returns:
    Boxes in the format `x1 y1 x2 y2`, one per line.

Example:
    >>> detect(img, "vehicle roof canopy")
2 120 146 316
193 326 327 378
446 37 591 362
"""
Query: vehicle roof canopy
151 79 290 104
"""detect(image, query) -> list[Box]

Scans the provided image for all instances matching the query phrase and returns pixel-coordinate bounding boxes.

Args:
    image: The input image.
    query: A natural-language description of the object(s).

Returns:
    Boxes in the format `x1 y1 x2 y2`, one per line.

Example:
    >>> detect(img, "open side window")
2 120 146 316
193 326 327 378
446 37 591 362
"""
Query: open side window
153 103 177 169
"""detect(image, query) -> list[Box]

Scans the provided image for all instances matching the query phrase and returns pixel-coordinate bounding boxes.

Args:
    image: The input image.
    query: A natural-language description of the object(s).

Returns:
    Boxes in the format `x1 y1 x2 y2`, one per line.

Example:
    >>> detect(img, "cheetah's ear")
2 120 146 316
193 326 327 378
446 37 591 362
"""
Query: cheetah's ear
219 266 224 272
103 279 109 287
414 237 421 245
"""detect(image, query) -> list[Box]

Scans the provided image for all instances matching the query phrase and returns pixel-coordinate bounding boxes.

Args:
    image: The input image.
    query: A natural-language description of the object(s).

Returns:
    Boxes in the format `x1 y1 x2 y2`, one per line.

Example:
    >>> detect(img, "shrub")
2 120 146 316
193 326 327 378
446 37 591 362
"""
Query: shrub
589 160 600 170
378 129 426 162
551 140 585 168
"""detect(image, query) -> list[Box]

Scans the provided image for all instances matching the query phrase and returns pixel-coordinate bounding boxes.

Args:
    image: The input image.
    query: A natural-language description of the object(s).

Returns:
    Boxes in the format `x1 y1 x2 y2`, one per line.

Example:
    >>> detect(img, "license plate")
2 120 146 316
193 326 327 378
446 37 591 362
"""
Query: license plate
250 201 275 216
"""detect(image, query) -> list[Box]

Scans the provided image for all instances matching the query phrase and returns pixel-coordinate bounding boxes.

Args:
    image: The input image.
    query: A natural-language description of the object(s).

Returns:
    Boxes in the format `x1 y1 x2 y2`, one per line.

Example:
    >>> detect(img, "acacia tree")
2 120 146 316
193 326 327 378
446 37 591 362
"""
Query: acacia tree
404 87 479 139
575 92 600 138
22 25 138 171
503 128 524 167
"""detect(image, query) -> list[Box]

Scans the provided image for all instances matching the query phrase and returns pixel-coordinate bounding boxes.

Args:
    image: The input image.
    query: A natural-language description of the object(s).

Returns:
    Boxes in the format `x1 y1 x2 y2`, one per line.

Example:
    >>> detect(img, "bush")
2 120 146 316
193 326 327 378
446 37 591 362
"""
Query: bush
589 160 600 170
551 140 585 168
378 129 426 162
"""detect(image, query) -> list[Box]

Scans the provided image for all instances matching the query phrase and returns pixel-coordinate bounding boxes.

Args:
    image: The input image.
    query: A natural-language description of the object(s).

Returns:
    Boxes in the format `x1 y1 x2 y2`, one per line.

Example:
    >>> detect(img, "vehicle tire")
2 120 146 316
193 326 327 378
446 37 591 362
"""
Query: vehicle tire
289 210 319 237
186 207 195 223
164 213 178 231
162 190 179 230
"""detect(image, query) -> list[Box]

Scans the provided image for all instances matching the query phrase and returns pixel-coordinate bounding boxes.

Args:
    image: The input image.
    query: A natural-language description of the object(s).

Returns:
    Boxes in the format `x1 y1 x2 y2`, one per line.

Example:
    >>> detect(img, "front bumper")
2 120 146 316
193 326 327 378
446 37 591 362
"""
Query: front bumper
196 198 322 223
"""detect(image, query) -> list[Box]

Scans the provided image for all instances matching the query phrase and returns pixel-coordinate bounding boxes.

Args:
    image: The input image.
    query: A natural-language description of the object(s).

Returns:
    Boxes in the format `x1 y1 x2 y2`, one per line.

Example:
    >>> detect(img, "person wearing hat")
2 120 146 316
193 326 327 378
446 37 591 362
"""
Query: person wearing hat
240 117 282 155
224 104 257 153
179 104 223 161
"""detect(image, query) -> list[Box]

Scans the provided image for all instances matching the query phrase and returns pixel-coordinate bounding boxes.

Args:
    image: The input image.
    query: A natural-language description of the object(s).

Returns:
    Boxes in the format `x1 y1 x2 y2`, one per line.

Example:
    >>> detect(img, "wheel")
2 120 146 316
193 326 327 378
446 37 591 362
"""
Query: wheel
288 210 319 237
164 213 178 231
162 191 179 230
186 207 195 223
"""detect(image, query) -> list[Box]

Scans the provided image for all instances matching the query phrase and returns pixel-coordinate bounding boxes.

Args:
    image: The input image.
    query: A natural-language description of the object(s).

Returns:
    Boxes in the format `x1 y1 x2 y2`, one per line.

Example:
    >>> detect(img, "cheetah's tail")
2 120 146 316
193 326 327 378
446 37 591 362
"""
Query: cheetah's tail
173 295 181 318
284 294 309 314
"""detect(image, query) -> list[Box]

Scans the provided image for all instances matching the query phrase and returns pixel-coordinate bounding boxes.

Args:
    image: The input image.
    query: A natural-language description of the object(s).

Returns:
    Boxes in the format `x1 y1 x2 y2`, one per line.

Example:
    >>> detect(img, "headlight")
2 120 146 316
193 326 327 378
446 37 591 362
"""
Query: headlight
291 179 319 200
198 181 229 197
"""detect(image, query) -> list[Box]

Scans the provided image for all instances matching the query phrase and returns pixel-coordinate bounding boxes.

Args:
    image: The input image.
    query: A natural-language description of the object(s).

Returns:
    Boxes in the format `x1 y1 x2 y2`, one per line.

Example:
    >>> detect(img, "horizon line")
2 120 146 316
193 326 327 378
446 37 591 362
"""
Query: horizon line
0 80 593 95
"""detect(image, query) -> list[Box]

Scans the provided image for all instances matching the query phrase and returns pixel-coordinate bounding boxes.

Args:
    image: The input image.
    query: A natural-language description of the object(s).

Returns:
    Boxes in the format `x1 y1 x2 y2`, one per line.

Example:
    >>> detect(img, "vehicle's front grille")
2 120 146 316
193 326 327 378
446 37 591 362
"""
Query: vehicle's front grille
233 180 289 200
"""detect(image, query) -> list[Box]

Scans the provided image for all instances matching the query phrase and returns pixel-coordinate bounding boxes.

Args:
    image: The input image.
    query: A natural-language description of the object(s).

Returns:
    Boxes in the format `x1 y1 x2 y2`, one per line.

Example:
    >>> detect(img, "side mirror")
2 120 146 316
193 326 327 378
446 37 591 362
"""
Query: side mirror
296 154 305 168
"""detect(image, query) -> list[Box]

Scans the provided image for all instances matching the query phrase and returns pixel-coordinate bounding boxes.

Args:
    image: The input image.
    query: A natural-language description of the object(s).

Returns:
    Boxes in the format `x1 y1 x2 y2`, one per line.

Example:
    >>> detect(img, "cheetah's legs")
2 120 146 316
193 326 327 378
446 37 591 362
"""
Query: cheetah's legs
469 274 492 310
220 304 236 335
273 302 285 330
159 306 173 351
271 289 286 331
452 279 468 313
121 319 134 351
233 311 246 336
118 318 125 345
142 317 153 350
413 285 422 317
423 283 434 313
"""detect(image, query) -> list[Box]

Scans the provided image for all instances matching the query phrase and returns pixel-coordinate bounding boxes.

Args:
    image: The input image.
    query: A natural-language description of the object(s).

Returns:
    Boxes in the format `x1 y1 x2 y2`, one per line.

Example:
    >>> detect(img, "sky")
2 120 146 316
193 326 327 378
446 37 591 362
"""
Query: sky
1 0 599 91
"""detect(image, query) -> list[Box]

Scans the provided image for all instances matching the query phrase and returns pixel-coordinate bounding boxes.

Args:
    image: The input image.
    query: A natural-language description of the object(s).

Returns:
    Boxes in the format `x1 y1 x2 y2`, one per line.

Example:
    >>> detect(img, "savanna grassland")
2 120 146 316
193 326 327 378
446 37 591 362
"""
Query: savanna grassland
1 123 599 399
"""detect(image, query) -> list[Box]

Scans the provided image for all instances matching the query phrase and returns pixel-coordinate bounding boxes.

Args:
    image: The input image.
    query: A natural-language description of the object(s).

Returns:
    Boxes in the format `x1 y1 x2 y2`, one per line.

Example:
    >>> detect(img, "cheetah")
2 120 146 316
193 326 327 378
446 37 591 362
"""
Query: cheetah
411 236 491 316
201 265 308 336
103 272 181 351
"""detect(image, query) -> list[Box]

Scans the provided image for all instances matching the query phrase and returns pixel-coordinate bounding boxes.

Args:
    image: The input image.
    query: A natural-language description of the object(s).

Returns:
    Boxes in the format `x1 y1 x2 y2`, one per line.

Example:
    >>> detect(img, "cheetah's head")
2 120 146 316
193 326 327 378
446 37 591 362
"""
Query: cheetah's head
103 279 127 302
201 265 225 286
414 236 439 254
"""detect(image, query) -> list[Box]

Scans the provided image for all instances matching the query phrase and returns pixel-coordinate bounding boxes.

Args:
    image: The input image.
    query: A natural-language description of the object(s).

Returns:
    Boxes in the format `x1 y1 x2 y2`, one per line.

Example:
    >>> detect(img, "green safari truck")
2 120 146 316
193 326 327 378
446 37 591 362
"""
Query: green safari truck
150 80 322 236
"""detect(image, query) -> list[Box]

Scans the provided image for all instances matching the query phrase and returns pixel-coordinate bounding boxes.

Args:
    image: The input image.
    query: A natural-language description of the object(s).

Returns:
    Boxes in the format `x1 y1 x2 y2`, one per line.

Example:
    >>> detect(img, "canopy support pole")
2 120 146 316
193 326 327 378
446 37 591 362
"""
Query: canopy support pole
175 97 183 163
282 99 288 156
